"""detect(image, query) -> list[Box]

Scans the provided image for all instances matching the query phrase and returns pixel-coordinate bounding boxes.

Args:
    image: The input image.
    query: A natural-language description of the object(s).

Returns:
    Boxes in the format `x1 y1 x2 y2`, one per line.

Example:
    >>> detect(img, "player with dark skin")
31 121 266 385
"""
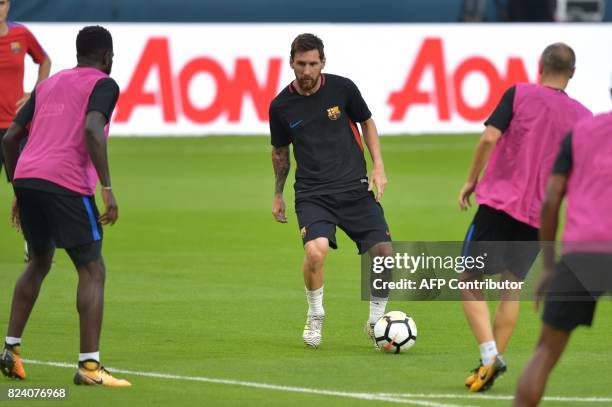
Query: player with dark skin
1 26 128 387
3 43 118 358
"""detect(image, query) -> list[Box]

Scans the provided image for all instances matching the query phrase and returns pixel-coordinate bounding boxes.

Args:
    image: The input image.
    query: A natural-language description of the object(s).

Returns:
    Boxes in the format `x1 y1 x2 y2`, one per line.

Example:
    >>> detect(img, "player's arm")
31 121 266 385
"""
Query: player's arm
458 125 502 210
361 118 387 202
85 111 116 226
540 174 567 265
85 78 120 226
2 91 35 180
15 56 51 110
269 104 291 223
2 122 27 230
535 133 572 308
272 145 290 223
458 86 515 210
535 173 567 308
3 93 34 230
1 123 28 183
345 78 387 201
36 56 51 85
17 30 51 109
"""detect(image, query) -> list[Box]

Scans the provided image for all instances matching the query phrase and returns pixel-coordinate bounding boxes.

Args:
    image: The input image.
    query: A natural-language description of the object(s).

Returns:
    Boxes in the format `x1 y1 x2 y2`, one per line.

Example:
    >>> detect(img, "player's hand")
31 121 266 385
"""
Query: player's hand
10 197 21 232
99 188 118 226
458 181 477 211
272 194 287 223
534 267 554 312
369 165 387 202
15 93 31 111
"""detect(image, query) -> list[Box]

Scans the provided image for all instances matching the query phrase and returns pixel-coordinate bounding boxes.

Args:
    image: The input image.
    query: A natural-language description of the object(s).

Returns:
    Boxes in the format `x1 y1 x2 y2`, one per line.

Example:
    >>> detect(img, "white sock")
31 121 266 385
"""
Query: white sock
479 341 498 365
306 286 324 316
368 296 388 324
5 337 21 346
79 351 100 363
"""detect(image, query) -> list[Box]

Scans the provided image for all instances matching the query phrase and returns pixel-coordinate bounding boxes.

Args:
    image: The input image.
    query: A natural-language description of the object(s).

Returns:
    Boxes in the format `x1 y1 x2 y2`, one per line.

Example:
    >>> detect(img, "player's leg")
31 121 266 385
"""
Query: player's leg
53 193 129 386
493 226 539 354
493 271 521 354
75 255 106 358
296 196 338 348
460 205 507 390
303 236 330 314
365 242 393 339
67 246 130 387
67 245 128 387
6 250 54 338
1 187 54 380
461 278 504 391
469 268 521 391
334 189 392 338
0 249 54 381
303 237 329 291
513 323 570 407
301 237 331 348
515 257 602 405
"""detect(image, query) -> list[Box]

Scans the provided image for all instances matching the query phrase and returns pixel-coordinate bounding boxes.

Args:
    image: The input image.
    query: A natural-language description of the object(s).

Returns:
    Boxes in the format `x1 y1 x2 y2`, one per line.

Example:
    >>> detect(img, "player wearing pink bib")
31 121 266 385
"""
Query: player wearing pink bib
0 26 130 387
457 43 591 392
514 107 612 407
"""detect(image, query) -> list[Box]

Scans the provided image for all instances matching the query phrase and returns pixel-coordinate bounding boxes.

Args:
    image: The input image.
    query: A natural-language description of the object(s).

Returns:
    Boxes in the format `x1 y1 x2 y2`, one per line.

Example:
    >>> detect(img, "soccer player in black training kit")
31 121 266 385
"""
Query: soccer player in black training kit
269 33 392 348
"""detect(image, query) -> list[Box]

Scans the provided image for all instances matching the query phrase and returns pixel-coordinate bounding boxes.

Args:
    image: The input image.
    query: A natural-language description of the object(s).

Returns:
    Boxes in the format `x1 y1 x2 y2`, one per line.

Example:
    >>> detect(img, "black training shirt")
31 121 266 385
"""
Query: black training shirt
269 73 371 197
485 86 516 133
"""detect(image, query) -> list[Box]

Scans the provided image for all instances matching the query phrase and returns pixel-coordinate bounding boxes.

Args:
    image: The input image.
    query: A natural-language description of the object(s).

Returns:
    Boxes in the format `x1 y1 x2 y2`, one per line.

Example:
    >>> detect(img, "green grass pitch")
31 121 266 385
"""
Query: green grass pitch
0 136 610 406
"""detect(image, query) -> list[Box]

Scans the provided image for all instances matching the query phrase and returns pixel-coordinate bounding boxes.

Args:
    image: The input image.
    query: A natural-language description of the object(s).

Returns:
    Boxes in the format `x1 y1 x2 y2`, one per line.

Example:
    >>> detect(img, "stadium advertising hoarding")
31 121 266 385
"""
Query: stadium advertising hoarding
25 23 612 136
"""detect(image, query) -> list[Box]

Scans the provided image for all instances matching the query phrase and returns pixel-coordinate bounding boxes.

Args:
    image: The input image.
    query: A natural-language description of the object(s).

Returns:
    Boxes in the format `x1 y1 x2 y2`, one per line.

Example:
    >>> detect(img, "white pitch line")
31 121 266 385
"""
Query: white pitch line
23 359 463 407
377 393 612 403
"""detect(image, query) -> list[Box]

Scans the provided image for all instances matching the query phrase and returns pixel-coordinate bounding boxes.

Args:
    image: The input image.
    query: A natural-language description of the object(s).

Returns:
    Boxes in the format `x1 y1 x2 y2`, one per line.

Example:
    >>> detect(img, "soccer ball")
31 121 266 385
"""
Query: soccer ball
373 311 417 353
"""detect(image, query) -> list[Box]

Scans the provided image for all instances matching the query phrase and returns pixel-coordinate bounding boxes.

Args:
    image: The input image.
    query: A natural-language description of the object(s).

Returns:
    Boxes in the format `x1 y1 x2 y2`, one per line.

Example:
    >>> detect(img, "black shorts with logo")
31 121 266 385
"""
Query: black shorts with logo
295 187 391 254
461 204 540 280
543 253 612 331
14 179 103 267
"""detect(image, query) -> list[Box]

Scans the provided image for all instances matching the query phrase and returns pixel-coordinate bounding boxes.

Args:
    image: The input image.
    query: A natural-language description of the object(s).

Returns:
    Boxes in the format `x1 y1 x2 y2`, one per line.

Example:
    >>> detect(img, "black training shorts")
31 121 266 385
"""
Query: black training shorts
15 186 103 267
461 204 539 280
295 188 391 254
542 253 612 331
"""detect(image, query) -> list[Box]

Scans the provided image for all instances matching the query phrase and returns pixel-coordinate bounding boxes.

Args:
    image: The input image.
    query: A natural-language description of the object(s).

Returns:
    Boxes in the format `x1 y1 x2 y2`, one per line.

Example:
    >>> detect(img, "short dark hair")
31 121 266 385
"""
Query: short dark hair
540 43 575 75
76 25 113 59
290 33 324 61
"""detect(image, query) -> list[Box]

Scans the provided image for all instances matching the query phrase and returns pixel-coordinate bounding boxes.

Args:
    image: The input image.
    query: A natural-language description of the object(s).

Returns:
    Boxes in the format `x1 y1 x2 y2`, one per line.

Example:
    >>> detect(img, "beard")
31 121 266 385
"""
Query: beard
103 61 113 75
298 74 319 92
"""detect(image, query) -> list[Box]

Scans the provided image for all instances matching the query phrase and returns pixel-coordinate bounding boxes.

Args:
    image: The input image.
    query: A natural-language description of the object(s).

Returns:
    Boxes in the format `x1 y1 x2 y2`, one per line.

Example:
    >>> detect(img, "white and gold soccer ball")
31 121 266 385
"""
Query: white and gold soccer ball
373 311 417 353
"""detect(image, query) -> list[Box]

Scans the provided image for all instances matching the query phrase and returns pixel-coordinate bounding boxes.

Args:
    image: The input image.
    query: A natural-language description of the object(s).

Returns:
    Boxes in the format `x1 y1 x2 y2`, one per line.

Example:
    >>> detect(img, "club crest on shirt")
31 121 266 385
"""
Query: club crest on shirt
327 106 341 120
10 42 22 54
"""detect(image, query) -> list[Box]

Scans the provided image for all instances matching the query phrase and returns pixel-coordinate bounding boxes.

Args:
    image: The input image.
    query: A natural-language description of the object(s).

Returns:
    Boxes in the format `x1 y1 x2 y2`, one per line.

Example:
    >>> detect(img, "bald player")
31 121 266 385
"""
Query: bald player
457 43 592 392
